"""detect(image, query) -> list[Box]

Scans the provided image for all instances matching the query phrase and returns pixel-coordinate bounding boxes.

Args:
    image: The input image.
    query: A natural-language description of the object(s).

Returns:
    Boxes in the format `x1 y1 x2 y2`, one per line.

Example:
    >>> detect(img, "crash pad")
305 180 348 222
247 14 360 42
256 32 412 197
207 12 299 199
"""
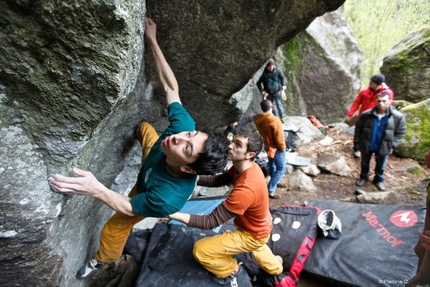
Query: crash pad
127 199 322 286
285 153 311 166
303 200 425 287
135 224 253 287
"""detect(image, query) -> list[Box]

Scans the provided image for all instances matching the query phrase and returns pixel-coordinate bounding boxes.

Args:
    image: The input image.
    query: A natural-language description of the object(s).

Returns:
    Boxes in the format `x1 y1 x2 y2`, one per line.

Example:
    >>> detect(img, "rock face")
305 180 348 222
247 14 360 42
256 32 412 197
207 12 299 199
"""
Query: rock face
380 27 430 162
1 1 146 286
271 7 362 124
145 0 347 128
396 99 430 161
381 27 430 103
0 0 346 286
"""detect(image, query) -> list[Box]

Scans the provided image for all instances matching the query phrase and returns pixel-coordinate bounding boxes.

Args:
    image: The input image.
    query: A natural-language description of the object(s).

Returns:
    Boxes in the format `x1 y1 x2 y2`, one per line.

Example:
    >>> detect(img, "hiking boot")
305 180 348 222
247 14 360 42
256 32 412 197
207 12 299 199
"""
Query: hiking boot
353 150 361 158
281 116 288 123
356 179 367 187
269 193 281 199
277 182 287 188
76 258 103 279
373 181 386 191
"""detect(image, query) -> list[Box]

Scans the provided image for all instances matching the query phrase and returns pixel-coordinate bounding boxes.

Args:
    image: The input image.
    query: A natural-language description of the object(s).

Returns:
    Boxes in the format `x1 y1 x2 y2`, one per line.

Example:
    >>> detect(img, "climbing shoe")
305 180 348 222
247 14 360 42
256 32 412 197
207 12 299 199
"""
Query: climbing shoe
76 258 103 279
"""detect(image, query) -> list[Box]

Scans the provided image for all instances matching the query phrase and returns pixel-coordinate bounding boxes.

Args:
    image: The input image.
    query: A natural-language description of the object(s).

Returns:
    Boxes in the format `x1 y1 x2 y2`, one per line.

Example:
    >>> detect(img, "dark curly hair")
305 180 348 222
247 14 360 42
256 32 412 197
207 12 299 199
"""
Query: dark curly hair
236 128 263 161
188 128 229 175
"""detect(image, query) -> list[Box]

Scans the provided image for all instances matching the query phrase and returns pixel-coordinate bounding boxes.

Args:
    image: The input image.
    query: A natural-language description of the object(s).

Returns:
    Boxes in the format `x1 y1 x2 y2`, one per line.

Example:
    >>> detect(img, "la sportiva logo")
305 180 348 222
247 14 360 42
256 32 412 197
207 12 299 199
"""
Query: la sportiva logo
389 210 418 228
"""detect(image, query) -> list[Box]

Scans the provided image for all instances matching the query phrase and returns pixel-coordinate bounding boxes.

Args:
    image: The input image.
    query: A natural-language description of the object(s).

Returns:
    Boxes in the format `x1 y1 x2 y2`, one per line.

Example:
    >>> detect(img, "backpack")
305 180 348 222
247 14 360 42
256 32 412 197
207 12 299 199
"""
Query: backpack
284 130 298 152
255 156 270 177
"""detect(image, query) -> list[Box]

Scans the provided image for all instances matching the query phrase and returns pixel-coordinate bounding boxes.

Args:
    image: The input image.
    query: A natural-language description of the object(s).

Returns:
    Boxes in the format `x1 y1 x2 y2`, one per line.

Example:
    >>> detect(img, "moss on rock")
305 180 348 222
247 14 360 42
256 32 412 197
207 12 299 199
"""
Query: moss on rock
381 27 430 103
396 98 430 161
282 35 305 73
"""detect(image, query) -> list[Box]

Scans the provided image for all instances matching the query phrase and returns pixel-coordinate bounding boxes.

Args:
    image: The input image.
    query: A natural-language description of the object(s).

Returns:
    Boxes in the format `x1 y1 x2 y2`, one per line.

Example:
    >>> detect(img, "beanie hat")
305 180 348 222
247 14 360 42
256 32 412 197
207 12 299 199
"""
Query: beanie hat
267 58 275 66
370 74 385 85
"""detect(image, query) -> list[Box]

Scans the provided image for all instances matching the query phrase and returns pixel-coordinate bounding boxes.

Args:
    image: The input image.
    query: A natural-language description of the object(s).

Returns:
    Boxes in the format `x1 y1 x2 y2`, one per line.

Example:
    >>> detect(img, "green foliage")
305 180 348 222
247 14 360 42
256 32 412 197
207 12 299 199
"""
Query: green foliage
282 35 305 73
410 166 422 175
344 0 430 87
396 100 430 161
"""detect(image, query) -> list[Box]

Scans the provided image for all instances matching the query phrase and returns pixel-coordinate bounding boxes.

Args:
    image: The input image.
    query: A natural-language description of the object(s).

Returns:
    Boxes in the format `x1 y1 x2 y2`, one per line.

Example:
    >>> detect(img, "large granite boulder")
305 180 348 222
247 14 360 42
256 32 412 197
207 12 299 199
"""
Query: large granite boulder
396 98 430 161
269 7 362 124
381 26 430 103
0 0 347 286
380 27 430 161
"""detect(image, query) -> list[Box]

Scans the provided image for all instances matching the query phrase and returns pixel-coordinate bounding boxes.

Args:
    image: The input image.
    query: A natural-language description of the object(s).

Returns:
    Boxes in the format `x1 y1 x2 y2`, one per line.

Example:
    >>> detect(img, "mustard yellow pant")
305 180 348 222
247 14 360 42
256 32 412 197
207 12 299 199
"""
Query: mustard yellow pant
95 122 158 263
193 229 283 278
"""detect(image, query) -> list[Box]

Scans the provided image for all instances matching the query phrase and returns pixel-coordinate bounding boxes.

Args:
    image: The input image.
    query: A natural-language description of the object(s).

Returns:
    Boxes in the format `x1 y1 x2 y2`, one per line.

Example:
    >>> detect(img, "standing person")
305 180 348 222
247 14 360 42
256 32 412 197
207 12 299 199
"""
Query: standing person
254 99 287 199
256 58 288 123
407 150 430 286
48 17 229 279
354 92 406 191
346 73 395 158
169 128 286 286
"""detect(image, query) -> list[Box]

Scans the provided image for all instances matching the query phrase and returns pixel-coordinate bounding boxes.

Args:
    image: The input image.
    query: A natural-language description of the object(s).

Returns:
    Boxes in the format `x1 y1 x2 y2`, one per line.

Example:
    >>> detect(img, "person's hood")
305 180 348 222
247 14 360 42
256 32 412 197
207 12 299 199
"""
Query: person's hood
254 113 272 125
377 82 389 91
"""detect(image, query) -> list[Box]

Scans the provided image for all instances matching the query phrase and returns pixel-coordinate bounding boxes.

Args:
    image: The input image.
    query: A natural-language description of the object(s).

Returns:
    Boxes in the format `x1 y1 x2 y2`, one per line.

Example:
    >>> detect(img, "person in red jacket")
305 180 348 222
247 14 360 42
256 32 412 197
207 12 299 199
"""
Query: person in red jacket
346 73 394 157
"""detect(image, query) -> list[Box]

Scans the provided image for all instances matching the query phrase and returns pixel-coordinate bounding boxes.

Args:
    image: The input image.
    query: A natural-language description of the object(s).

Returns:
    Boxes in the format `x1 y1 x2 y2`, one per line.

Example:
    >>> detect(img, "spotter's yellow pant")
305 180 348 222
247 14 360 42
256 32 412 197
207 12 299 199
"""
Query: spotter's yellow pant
193 229 283 278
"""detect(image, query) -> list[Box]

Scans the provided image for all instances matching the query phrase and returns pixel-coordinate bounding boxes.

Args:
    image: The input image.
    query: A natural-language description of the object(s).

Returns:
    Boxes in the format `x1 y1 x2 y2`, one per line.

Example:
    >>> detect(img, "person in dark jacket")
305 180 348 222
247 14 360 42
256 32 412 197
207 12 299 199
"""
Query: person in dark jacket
256 58 287 123
346 73 395 158
354 92 406 191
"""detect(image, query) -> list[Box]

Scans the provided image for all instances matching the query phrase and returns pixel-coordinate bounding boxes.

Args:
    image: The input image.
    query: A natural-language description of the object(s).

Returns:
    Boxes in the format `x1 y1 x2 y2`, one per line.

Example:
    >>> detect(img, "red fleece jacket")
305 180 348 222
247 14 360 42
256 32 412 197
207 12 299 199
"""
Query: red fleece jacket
347 83 394 117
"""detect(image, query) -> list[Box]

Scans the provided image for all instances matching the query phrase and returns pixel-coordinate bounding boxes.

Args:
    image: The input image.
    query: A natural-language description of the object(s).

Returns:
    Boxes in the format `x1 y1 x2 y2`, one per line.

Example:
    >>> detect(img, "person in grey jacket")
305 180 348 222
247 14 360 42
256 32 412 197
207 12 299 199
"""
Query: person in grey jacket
354 92 406 191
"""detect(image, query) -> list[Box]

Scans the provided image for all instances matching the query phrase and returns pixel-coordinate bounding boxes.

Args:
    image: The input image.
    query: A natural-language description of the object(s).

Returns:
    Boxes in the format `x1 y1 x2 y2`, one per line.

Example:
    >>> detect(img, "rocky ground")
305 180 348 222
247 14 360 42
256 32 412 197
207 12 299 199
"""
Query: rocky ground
271 126 429 209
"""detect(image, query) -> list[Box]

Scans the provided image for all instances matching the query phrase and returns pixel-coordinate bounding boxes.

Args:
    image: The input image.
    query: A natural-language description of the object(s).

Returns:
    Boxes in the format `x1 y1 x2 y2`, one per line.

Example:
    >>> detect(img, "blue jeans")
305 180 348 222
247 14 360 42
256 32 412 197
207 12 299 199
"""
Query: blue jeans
268 149 286 194
360 152 388 183
267 91 286 118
